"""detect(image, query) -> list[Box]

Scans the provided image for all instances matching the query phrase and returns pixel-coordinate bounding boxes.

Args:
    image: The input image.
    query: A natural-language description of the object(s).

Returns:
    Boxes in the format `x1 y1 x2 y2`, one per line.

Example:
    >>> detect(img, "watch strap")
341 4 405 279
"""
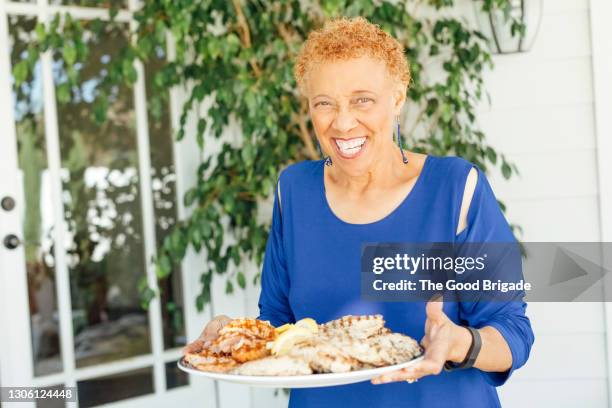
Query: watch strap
444 326 482 371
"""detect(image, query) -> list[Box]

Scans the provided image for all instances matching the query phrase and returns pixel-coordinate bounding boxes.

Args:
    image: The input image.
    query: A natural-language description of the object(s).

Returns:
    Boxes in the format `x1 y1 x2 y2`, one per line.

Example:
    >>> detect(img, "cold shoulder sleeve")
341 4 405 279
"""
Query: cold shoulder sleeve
455 165 535 386
257 176 296 327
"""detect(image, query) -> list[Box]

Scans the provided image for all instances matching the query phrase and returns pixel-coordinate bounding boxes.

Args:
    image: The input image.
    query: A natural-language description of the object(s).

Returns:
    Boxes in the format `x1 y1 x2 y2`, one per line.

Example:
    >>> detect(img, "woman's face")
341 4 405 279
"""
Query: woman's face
306 55 405 176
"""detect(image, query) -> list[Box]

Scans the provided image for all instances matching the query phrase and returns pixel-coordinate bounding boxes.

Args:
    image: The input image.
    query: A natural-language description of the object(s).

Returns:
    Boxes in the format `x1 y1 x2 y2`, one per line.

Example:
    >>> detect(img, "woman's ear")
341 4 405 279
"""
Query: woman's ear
392 83 407 116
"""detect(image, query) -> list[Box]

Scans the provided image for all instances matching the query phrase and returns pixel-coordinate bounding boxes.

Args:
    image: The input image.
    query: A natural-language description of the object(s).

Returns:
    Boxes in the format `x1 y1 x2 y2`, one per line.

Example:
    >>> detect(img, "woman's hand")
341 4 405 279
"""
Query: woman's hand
372 298 471 384
182 314 232 354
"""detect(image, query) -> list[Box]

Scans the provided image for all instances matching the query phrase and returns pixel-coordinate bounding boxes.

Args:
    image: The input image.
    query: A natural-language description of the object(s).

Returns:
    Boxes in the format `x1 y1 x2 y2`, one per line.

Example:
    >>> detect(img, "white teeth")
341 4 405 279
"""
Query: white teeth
335 137 366 156
335 137 366 149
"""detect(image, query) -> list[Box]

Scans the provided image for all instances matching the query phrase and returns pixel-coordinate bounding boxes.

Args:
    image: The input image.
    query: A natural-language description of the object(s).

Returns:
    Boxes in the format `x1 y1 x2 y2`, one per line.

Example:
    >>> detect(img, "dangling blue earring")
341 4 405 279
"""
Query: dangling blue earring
316 140 333 166
396 116 409 164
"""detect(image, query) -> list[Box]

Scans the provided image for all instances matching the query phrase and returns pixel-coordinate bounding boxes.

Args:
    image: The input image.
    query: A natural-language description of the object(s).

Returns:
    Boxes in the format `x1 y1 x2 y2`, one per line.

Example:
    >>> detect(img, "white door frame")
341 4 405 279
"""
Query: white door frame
0 0 216 406
0 1 35 395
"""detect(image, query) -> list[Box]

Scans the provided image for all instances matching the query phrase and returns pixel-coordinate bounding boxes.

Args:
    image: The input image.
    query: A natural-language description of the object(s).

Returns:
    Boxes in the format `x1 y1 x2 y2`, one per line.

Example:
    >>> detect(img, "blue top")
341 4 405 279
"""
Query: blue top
258 155 534 408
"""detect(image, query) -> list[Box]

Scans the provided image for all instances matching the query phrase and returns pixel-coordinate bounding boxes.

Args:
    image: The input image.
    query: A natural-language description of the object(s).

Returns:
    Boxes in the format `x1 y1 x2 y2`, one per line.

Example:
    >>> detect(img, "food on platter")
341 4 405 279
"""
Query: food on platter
182 315 422 376
232 355 313 376
183 350 239 373
183 318 276 369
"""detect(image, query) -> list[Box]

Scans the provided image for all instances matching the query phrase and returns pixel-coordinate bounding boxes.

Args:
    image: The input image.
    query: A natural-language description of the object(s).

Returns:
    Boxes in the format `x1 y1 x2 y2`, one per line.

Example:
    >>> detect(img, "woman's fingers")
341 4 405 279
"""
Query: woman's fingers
183 315 232 355
420 335 430 349
372 338 449 385
182 339 204 355
412 338 447 378
424 334 449 368
203 315 232 337
371 357 444 384
372 352 447 384
412 357 444 377
425 296 446 323
372 296 455 385
371 368 414 384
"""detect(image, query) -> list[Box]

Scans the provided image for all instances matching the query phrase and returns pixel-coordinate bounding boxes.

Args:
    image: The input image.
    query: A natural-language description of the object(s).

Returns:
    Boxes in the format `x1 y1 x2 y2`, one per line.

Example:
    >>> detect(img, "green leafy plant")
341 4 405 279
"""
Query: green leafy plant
14 0 523 311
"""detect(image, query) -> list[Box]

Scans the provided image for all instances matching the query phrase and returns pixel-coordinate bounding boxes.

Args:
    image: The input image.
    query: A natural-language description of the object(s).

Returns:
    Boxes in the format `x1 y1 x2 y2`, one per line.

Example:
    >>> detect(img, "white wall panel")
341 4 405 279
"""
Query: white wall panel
478 104 596 154
469 0 608 405
502 196 601 242
526 303 605 335
488 150 599 201
529 11 591 59
511 333 607 381
543 0 589 14
499 379 607 408
481 57 593 110
589 0 612 402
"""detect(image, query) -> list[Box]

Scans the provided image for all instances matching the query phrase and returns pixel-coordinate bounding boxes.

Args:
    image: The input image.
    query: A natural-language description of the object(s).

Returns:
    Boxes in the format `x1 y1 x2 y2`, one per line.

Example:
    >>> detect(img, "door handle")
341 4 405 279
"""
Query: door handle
1 196 15 211
3 234 21 250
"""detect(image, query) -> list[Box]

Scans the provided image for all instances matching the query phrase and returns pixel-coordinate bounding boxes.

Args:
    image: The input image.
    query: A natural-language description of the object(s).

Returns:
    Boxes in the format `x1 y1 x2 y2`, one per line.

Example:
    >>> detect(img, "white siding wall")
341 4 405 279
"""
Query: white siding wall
473 0 608 406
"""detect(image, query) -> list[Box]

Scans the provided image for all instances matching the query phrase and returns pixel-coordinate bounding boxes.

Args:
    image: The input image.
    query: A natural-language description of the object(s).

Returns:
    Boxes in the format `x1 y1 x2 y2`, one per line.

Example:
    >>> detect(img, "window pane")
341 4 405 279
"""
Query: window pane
77 367 153 407
165 360 189 390
145 47 186 350
10 15 63 377
52 23 151 367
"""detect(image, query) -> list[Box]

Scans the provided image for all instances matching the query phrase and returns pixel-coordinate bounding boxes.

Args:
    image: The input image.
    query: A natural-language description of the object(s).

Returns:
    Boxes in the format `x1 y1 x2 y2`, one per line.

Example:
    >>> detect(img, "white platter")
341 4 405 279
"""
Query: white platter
177 355 424 388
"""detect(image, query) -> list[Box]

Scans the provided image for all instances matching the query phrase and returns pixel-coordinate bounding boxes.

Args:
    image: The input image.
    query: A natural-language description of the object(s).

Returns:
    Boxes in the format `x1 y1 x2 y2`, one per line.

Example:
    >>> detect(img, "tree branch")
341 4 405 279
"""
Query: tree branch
295 99 319 160
231 0 262 77
277 23 296 54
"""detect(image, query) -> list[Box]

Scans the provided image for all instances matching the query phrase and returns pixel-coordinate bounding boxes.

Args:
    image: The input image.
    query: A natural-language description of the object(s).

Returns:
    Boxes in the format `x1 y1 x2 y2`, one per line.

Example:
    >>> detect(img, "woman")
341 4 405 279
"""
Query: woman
185 17 534 407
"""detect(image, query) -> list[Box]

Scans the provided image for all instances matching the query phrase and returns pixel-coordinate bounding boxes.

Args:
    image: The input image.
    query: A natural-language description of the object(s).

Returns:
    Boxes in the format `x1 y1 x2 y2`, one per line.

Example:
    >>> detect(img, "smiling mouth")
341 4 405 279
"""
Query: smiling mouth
333 136 367 159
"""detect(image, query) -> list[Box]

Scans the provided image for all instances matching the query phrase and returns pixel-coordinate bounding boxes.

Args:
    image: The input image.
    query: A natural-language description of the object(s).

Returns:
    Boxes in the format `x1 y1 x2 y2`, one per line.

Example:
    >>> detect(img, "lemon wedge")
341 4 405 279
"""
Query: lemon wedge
275 323 294 335
271 326 314 356
295 318 318 334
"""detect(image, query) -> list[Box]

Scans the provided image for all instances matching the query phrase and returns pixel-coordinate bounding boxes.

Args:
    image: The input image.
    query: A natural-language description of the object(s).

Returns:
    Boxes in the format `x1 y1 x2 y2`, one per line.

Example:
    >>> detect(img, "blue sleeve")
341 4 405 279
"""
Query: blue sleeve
257 177 296 327
455 165 535 387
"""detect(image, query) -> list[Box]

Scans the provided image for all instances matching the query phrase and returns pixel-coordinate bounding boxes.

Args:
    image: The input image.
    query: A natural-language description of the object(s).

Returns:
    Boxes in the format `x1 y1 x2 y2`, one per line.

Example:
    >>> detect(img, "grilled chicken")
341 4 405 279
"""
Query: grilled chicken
183 350 238 373
289 342 361 373
320 314 386 339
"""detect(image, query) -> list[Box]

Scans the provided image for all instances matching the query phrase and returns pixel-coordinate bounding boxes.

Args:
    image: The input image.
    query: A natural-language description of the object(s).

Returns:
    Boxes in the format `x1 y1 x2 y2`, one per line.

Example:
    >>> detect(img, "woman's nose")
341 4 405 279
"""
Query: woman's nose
332 110 358 134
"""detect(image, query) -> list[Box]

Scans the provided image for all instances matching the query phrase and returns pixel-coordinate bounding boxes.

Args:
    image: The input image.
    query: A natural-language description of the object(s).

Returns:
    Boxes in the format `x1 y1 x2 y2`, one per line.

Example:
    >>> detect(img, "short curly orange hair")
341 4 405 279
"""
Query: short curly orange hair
294 16 411 95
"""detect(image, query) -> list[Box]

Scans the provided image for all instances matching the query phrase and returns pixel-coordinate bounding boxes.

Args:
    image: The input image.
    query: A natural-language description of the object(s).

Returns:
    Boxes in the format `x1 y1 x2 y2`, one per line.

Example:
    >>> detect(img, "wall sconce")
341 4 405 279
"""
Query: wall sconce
473 0 543 54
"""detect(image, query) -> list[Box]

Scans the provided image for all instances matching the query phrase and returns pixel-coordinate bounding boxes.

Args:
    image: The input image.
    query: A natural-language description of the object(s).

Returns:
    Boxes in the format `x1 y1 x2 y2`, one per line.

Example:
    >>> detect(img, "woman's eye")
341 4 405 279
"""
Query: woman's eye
314 101 331 107
355 97 374 104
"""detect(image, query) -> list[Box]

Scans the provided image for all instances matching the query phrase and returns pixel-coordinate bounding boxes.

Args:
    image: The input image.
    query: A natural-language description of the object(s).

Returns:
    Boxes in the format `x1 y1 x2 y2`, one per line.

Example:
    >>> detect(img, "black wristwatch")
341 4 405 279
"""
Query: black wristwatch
444 326 482 371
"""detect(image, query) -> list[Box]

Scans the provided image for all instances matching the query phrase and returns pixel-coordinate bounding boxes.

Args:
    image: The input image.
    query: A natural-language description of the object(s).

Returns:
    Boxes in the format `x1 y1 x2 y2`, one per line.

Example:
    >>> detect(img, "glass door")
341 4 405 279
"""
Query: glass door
0 1 215 406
